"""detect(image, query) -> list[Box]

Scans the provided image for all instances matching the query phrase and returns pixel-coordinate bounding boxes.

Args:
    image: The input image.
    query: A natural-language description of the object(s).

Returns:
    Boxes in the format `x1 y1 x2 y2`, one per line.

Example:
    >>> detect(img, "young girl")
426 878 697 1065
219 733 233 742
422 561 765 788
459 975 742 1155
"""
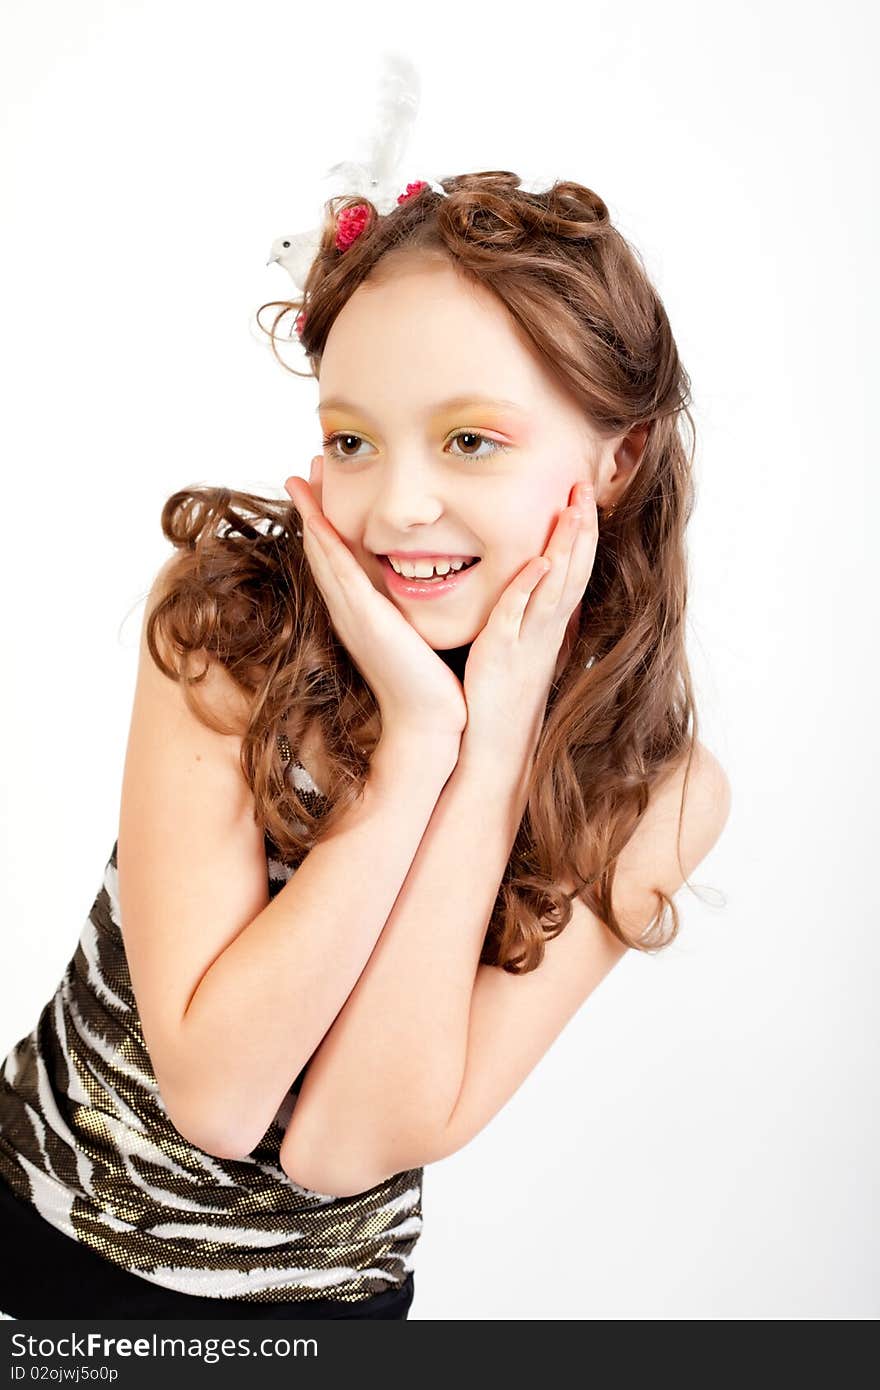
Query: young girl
0 170 730 1320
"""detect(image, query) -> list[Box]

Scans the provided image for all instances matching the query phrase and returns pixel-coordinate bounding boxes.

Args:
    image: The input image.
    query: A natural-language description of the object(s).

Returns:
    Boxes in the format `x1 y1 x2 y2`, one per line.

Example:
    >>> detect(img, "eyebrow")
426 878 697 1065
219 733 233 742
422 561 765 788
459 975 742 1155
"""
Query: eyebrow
316 393 529 421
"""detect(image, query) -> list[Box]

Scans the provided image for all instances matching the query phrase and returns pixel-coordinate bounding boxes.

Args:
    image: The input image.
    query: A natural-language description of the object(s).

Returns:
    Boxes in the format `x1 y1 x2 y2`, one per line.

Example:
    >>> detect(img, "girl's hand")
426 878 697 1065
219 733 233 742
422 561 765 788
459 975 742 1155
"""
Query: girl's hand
285 457 468 742
462 481 599 764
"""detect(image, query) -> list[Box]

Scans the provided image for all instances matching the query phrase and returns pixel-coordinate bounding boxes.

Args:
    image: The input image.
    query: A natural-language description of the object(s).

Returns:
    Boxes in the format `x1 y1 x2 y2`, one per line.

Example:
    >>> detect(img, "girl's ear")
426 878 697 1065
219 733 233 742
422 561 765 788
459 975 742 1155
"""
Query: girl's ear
601 421 652 505
620 421 652 473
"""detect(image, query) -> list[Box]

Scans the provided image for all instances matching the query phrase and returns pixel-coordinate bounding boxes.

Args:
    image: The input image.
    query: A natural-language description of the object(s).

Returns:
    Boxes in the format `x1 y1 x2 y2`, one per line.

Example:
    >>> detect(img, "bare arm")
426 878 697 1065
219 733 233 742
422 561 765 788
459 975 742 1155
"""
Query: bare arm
118 561 461 1162
279 741 731 1196
176 732 459 1158
279 739 531 1194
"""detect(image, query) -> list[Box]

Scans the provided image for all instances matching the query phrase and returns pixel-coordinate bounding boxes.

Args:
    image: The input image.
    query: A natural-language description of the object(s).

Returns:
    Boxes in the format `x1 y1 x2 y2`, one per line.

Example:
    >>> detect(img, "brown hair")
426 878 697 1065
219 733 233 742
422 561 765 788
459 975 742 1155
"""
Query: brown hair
147 170 703 971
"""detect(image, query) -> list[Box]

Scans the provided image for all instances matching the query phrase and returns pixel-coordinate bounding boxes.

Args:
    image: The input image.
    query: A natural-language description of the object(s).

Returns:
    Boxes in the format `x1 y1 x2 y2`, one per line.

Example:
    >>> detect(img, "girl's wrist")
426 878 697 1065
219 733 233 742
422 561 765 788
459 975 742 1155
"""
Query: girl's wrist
371 725 462 785
457 734 535 807
459 714 542 781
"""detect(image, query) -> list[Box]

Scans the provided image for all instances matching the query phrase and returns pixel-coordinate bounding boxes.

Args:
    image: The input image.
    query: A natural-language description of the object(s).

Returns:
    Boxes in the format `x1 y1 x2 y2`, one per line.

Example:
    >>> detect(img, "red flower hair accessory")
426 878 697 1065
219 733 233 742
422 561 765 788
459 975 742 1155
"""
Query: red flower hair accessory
294 311 307 340
333 180 445 258
334 202 371 251
397 180 431 204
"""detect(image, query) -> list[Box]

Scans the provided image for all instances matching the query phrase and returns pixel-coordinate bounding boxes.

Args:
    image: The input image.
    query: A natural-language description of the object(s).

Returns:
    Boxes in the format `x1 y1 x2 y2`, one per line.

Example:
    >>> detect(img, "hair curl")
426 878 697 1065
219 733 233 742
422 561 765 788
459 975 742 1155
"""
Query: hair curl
148 169 704 972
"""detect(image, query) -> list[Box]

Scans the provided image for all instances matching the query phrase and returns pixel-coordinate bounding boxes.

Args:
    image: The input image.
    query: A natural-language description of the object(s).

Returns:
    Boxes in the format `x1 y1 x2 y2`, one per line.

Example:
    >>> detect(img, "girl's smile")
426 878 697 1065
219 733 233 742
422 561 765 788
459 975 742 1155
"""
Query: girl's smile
377 553 482 600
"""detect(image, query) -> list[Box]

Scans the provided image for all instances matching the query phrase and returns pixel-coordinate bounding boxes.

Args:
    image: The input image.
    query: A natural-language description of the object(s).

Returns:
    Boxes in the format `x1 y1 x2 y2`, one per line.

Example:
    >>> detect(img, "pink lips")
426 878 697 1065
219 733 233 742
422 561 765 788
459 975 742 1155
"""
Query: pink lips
379 555 481 601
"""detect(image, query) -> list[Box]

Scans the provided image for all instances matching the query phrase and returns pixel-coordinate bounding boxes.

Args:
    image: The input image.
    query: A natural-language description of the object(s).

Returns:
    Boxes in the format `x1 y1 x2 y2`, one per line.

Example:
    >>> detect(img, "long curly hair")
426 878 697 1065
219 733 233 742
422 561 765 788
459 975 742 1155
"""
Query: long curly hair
147 170 703 972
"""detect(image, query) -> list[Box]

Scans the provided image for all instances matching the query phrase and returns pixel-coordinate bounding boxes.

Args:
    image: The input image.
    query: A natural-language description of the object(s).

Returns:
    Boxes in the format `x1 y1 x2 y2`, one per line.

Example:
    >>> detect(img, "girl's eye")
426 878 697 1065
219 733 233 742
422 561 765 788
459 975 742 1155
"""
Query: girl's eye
321 430 511 462
448 430 511 460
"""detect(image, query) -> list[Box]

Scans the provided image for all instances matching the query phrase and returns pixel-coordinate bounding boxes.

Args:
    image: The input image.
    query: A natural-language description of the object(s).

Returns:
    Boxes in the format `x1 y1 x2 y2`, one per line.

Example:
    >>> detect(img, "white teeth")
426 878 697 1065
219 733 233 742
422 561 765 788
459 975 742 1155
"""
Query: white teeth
388 556 474 579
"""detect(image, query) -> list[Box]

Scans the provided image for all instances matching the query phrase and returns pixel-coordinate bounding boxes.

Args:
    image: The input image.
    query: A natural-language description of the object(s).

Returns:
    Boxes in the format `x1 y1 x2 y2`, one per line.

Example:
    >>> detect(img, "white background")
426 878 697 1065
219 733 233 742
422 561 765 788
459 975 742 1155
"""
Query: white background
1 0 876 1320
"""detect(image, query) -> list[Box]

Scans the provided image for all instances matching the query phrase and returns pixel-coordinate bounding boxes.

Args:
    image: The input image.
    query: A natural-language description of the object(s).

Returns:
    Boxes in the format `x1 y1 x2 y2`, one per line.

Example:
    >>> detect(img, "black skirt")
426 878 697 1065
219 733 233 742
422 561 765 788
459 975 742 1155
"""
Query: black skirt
0 1174 413 1319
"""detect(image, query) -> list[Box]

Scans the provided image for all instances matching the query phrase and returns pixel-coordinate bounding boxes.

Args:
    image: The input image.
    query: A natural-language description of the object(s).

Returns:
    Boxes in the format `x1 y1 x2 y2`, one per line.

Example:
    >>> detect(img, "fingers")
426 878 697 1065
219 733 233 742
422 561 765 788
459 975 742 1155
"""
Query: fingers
285 461 375 618
531 487 593 608
285 459 331 547
522 484 598 639
537 506 585 609
284 464 348 613
483 481 598 649
487 556 551 643
284 463 319 525
286 458 349 565
516 557 553 618
560 489 598 608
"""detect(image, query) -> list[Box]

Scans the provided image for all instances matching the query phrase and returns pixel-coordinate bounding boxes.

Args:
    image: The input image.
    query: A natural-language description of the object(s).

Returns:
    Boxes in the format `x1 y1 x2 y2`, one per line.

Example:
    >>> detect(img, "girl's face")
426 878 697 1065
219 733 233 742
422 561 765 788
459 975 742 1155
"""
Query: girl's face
316 253 611 652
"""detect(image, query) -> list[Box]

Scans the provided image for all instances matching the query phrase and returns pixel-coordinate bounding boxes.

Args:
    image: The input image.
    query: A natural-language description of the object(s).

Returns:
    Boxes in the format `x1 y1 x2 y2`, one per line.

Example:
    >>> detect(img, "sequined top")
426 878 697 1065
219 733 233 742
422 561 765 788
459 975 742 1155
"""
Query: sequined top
0 740 423 1304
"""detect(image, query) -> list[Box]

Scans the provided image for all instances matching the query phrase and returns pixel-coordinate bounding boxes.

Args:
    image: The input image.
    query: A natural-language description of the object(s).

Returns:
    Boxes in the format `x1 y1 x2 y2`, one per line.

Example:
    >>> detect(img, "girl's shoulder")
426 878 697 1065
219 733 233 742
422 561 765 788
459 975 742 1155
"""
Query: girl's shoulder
146 553 254 736
612 740 731 929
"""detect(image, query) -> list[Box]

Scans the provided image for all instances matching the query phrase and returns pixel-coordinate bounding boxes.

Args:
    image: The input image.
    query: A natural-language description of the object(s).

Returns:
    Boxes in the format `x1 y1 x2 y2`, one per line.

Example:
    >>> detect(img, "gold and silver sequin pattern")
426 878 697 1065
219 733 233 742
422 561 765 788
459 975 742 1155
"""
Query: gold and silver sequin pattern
0 740 423 1303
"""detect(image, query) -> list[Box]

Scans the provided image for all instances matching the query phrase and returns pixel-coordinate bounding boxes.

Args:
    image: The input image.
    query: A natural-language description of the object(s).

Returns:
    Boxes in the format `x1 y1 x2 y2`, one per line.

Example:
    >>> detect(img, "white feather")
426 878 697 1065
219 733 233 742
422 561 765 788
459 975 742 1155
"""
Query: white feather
267 50 446 295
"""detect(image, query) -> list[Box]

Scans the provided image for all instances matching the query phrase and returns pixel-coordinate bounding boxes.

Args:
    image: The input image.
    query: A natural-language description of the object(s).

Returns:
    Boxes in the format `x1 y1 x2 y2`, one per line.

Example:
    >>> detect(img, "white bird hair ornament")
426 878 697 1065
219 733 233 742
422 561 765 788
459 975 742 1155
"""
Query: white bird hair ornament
265 51 447 296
